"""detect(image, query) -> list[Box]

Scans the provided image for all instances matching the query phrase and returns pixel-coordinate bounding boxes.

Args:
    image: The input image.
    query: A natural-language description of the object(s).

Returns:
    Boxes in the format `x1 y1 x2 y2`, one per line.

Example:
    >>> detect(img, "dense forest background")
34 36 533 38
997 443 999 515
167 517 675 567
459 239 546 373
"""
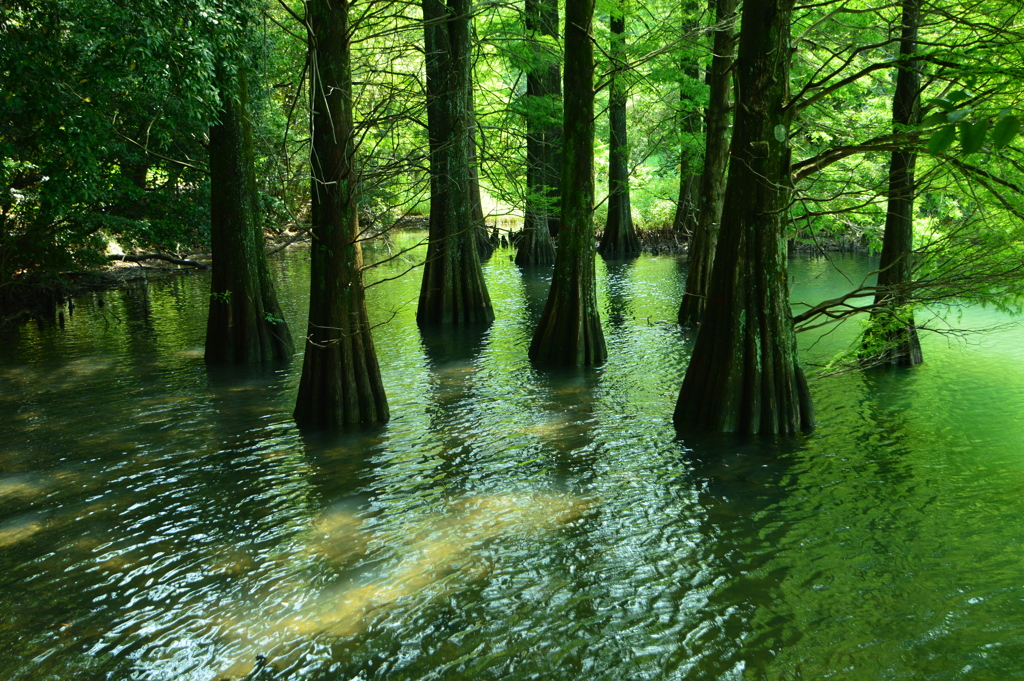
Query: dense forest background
3 0 1024 432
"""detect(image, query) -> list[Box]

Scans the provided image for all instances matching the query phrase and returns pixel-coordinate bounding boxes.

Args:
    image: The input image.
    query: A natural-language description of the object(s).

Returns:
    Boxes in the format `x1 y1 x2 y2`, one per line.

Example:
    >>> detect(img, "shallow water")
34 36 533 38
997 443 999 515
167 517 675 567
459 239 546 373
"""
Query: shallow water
2 242 1024 680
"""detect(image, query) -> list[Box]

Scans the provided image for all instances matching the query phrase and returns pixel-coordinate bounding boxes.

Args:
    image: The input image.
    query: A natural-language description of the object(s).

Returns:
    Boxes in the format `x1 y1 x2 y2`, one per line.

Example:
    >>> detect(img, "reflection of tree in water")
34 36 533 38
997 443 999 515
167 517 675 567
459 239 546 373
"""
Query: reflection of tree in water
517 264 554 326
603 259 635 329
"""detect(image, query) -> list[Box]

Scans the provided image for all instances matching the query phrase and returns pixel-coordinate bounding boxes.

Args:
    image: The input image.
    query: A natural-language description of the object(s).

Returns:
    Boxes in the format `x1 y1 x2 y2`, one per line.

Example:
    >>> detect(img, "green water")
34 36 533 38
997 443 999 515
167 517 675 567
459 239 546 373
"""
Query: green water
2 242 1024 680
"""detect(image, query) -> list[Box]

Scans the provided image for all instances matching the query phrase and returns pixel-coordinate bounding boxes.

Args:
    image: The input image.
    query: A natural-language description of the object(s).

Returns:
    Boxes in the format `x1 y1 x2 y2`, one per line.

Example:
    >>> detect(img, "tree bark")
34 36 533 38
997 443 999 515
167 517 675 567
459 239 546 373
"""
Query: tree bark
418 0 495 325
204 64 294 364
515 0 559 266
598 8 641 259
293 0 389 427
674 0 814 434
867 0 923 366
529 0 607 366
678 0 738 327
468 90 494 260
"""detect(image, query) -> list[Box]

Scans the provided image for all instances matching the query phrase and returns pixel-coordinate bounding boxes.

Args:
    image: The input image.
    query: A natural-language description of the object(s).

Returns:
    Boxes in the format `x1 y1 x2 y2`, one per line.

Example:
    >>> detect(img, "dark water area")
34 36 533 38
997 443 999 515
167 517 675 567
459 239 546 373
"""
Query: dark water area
3 239 1024 680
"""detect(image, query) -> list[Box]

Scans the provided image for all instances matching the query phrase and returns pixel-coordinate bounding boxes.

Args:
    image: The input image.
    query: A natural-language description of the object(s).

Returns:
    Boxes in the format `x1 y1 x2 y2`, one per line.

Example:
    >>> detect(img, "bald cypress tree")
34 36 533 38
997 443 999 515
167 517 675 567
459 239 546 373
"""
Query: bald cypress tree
515 0 559 266
674 0 813 434
204 63 293 364
678 0 739 327
597 4 641 259
293 0 389 428
529 0 606 366
866 0 923 366
418 0 494 325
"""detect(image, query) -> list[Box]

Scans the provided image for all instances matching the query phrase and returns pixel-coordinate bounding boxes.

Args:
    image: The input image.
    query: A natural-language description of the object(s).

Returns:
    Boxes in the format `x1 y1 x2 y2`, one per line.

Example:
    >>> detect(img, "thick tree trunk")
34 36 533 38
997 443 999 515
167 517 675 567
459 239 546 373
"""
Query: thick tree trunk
205 64 293 364
867 0 923 366
516 0 559 266
598 10 641 259
418 0 495 326
678 0 738 327
674 0 813 435
529 0 607 366
293 0 389 427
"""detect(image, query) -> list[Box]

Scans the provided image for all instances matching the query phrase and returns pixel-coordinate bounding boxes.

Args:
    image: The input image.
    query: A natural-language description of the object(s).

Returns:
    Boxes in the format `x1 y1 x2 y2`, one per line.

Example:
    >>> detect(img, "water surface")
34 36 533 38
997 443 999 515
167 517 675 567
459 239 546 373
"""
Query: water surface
2 243 1023 680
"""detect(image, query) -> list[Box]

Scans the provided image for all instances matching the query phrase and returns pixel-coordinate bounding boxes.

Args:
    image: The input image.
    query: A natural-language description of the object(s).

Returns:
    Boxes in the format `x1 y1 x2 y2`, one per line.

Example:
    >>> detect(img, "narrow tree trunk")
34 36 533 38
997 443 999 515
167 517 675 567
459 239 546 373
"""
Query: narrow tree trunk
294 0 389 427
598 8 641 259
674 0 813 435
205 64 293 364
672 2 702 237
867 0 923 366
529 0 607 366
678 0 738 327
516 0 558 266
418 0 495 325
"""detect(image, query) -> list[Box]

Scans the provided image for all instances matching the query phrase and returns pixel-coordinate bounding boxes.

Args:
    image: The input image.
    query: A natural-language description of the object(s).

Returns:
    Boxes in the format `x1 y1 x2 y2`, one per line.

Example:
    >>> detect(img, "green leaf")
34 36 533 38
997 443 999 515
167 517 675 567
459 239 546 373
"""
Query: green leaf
933 97 956 112
928 124 956 154
947 108 972 123
959 120 987 154
992 115 1020 148
921 112 947 127
947 90 971 103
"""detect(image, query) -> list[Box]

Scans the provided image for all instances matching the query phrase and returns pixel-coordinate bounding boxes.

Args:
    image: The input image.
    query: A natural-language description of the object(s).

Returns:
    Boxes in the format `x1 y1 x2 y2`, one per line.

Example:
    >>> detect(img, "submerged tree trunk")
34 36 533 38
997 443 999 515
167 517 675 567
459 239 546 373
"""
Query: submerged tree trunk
529 0 607 366
867 0 923 366
674 0 813 434
598 8 641 259
418 0 495 325
205 64 293 364
293 0 389 427
678 0 738 327
515 0 559 266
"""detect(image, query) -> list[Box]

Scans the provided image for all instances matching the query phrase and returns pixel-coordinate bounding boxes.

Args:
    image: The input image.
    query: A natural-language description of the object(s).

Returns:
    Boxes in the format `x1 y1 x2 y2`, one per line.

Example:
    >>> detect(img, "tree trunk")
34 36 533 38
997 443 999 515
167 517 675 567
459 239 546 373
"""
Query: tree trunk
205 64 293 364
418 0 495 326
671 2 702 237
293 0 389 427
598 9 641 259
529 0 607 366
515 0 559 266
867 0 923 366
674 0 813 435
678 0 738 327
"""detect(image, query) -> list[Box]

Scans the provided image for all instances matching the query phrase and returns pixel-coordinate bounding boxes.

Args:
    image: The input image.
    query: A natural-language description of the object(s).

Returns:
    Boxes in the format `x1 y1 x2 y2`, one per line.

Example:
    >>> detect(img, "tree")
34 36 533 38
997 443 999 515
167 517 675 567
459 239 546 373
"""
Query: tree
205 61 294 363
597 1 642 259
865 0 923 366
678 0 738 327
515 0 559 266
417 0 495 325
293 0 389 427
674 0 814 434
529 0 607 366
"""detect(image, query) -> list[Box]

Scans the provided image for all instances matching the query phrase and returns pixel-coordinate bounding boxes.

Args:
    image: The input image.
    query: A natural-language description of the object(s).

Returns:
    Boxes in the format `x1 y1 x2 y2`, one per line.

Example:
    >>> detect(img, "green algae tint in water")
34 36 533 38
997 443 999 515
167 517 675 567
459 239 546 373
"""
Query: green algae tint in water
2 243 1024 680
